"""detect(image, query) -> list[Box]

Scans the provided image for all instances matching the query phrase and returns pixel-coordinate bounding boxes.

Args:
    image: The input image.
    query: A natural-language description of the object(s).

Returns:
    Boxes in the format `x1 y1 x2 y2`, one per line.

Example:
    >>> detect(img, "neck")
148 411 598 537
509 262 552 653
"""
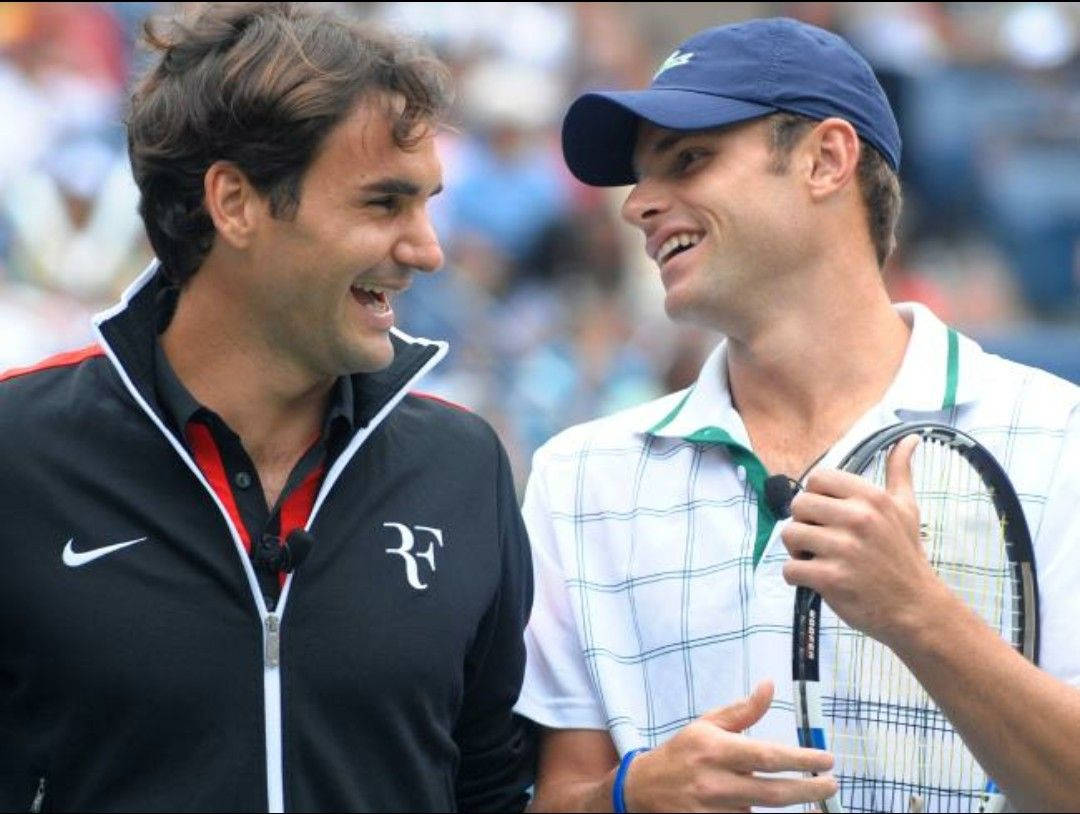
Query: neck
723 260 910 474
160 267 334 468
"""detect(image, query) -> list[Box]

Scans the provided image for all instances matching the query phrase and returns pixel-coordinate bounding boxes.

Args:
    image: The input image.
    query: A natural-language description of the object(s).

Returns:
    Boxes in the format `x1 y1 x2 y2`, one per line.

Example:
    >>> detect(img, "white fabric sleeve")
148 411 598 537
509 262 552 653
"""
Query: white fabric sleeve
513 450 608 730
1031 402 1080 688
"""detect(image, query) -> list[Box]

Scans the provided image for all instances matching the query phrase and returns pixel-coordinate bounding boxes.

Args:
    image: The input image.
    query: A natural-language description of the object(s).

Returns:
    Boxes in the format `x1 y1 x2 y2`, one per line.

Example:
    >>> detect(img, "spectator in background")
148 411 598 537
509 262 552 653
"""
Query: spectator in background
981 3 1080 317
393 19 670 487
506 285 660 461
826 1 1080 320
2 127 147 301
440 58 570 286
0 2 151 367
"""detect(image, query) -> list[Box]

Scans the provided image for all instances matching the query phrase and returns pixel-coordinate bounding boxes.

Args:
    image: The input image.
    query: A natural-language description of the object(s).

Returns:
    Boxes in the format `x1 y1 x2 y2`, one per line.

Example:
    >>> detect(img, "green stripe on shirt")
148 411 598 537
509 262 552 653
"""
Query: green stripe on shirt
943 328 959 409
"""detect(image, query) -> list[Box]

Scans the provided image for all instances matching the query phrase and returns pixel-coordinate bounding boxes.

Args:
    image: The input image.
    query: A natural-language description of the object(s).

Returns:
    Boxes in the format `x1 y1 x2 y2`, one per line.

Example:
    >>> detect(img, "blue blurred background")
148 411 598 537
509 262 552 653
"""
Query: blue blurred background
1 2 1077 488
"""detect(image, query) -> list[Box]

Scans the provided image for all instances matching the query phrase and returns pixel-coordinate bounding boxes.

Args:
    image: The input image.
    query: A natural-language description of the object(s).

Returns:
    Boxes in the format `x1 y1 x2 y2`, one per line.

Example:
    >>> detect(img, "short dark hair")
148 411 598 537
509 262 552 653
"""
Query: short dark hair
766 112 902 268
127 2 451 285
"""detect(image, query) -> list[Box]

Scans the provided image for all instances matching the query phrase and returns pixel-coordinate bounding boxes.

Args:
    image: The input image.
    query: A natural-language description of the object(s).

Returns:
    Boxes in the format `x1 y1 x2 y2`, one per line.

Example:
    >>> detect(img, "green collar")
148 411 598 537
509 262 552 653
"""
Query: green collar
643 306 972 568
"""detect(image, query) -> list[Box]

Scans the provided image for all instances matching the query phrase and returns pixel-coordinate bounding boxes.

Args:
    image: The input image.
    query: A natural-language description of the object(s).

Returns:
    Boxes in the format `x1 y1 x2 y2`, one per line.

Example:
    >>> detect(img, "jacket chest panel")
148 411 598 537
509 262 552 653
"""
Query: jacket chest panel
282 455 502 703
2 485 267 809
5 495 262 706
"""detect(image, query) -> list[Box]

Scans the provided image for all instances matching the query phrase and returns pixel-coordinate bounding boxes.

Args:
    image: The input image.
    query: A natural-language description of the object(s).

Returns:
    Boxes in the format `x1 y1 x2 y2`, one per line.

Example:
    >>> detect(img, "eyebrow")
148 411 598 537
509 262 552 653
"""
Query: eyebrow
359 179 443 197
633 132 692 179
652 132 690 156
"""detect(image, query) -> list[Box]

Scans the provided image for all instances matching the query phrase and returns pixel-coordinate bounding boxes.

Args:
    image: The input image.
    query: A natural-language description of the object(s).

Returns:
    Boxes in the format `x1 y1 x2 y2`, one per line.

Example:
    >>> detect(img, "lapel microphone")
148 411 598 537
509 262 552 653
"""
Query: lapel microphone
253 529 316 573
763 475 801 519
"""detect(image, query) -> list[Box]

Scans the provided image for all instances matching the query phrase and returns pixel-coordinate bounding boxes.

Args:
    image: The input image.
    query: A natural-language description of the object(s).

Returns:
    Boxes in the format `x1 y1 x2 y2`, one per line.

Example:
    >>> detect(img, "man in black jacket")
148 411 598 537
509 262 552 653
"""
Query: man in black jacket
0 4 534 811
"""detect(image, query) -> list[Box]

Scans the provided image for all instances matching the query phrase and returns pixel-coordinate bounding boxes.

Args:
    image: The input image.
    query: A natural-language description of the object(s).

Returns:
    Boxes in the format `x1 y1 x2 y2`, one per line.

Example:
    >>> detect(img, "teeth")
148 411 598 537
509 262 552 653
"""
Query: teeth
352 282 390 296
657 232 702 263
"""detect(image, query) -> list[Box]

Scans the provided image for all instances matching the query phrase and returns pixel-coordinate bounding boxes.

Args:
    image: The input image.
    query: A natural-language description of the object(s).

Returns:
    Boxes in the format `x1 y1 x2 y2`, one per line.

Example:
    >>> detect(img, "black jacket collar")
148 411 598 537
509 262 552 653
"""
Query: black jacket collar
95 263 444 438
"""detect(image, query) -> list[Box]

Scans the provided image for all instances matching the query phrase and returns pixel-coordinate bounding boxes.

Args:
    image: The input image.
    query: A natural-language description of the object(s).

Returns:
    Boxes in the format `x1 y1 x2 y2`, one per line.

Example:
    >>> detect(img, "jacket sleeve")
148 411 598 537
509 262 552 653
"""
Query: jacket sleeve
453 435 537 812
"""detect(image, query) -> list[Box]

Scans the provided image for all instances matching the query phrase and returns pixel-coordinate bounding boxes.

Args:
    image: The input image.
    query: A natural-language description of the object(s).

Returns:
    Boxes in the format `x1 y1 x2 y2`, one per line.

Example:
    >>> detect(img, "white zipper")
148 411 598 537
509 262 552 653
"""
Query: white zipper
264 613 284 811
264 614 281 668
93 266 449 813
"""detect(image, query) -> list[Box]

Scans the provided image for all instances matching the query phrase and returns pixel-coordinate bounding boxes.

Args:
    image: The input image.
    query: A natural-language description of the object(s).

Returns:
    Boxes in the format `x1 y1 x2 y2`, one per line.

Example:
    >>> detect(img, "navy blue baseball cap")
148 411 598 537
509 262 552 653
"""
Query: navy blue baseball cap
563 17 901 186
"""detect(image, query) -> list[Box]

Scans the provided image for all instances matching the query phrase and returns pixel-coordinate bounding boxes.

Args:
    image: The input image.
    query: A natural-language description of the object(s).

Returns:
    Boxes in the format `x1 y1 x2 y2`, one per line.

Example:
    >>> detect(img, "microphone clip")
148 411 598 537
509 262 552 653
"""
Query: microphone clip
253 529 315 573
763 475 801 519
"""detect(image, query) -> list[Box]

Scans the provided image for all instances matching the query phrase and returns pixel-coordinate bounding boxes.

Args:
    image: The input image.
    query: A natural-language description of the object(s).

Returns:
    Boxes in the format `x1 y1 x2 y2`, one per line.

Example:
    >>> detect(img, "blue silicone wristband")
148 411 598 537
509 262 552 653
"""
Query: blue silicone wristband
612 747 649 814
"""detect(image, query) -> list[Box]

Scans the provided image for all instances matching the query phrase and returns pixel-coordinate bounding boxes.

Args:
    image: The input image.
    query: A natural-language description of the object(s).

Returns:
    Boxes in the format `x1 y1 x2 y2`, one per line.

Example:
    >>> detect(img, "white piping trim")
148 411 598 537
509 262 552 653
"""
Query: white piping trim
276 324 448 609
94 262 448 813
95 259 162 323
92 262 269 616
268 327 445 811
272 327 445 811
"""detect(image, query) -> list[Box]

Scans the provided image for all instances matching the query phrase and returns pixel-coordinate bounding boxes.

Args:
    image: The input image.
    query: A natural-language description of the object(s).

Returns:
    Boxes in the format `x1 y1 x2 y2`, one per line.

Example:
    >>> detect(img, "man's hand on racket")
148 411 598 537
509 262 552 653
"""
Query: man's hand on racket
780 434 956 648
622 681 836 812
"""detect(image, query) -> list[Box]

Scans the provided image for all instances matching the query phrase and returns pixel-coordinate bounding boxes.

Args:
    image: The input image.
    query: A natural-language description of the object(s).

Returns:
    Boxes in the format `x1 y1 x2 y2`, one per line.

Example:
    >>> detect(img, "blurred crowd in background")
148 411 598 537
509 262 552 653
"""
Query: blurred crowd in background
1 2 1078 488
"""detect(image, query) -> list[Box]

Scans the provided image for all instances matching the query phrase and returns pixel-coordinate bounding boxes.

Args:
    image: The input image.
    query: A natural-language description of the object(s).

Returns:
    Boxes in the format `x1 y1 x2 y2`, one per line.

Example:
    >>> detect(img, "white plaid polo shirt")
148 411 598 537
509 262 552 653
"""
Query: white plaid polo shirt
515 303 1080 772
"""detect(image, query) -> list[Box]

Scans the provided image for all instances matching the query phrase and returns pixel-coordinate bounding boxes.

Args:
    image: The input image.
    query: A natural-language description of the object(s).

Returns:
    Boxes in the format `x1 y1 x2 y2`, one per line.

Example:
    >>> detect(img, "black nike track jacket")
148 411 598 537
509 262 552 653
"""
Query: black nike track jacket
0 265 535 812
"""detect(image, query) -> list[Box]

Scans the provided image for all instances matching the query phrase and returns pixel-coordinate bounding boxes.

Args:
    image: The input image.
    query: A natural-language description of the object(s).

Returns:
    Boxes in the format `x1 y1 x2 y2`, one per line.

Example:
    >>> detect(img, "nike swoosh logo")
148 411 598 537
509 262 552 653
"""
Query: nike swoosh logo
62 536 149 567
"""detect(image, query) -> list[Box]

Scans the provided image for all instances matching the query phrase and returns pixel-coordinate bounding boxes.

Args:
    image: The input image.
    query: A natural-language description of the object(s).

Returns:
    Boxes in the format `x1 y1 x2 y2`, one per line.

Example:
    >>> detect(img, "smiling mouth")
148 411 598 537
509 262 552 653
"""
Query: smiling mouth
657 232 703 266
350 283 392 314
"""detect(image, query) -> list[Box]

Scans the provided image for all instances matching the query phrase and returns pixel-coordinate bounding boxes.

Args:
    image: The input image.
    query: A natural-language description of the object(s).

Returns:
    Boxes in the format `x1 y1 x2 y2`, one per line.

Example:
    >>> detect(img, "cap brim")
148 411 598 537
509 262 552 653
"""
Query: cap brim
562 89 777 186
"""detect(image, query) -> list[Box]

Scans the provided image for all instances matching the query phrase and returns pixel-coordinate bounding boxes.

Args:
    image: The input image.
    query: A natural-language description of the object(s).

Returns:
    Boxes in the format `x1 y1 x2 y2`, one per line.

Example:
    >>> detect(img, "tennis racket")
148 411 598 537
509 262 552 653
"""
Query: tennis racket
791 422 1039 813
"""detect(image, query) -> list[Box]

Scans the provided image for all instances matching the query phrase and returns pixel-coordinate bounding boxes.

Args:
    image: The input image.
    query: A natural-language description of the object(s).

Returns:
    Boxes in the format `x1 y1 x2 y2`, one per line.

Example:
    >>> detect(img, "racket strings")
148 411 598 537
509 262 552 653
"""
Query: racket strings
820 438 1019 812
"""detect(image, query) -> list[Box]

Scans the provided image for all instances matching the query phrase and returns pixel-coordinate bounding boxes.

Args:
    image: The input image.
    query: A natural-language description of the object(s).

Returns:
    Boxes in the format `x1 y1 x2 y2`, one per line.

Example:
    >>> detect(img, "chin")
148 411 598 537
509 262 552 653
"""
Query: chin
342 336 395 374
663 289 698 322
664 281 730 329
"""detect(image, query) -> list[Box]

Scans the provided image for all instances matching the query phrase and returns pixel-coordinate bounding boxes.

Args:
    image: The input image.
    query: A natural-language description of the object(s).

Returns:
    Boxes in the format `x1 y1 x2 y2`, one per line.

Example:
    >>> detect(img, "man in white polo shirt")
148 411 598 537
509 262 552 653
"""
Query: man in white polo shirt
515 17 1080 812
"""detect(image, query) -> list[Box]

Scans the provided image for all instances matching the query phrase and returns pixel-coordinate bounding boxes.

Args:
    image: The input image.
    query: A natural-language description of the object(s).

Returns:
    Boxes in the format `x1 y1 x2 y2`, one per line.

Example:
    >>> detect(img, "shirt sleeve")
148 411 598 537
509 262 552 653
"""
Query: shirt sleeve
1030 401 1080 687
513 444 608 731
453 435 537 813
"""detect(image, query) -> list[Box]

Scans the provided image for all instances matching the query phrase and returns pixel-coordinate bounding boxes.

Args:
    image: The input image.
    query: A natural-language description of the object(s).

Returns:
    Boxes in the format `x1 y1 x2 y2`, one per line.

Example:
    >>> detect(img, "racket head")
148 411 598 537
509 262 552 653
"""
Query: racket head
792 422 1039 813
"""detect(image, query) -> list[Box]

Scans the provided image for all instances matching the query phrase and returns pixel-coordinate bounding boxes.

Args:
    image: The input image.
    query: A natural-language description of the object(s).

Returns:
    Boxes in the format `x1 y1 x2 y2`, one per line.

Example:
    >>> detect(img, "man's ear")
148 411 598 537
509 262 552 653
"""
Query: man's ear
805 117 860 202
203 161 260 250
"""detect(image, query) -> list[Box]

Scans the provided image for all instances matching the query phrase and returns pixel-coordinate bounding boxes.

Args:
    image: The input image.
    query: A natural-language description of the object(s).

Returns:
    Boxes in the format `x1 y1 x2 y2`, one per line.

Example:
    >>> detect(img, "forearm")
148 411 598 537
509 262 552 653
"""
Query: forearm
528 769 616 813
894 590 1080 811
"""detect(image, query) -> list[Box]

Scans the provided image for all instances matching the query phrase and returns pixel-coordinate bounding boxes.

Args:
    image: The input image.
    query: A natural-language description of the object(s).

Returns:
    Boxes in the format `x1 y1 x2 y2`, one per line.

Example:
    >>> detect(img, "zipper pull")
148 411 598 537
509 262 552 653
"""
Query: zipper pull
30 777 45 813
265 614 280 668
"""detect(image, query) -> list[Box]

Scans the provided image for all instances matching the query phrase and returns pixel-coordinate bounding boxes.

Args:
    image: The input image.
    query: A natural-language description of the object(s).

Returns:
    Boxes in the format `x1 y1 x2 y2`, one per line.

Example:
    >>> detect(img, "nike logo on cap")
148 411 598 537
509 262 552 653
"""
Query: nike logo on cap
62 536 149 567
653 49 694 79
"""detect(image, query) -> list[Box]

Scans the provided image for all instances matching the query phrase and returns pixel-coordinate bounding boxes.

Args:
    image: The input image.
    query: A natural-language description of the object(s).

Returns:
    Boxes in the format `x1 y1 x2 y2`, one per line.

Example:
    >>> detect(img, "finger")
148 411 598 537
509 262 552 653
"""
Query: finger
701 681 774 732
885 434 920 506
789 489 847 526
727 738 836 775
802 467 876 500
726 773 838 809
790 489 887 529
782 556 833 590
790 489 894 541
780 520 842 559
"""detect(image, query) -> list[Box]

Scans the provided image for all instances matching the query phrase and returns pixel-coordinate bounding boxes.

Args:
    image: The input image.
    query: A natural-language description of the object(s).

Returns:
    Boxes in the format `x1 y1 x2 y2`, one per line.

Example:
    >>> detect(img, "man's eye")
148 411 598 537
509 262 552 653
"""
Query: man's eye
369 197 399 211
672 148 706 174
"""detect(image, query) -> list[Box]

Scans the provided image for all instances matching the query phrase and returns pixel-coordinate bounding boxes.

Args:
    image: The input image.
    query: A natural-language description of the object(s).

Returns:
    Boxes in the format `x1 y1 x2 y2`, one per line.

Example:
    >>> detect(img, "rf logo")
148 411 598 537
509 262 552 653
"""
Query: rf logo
383 523 445 590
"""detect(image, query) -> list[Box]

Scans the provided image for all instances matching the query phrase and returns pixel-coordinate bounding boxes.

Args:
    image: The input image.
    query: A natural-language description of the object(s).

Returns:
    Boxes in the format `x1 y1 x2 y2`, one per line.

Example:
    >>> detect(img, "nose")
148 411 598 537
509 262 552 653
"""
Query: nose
620 178 669 229
393 209 444 273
